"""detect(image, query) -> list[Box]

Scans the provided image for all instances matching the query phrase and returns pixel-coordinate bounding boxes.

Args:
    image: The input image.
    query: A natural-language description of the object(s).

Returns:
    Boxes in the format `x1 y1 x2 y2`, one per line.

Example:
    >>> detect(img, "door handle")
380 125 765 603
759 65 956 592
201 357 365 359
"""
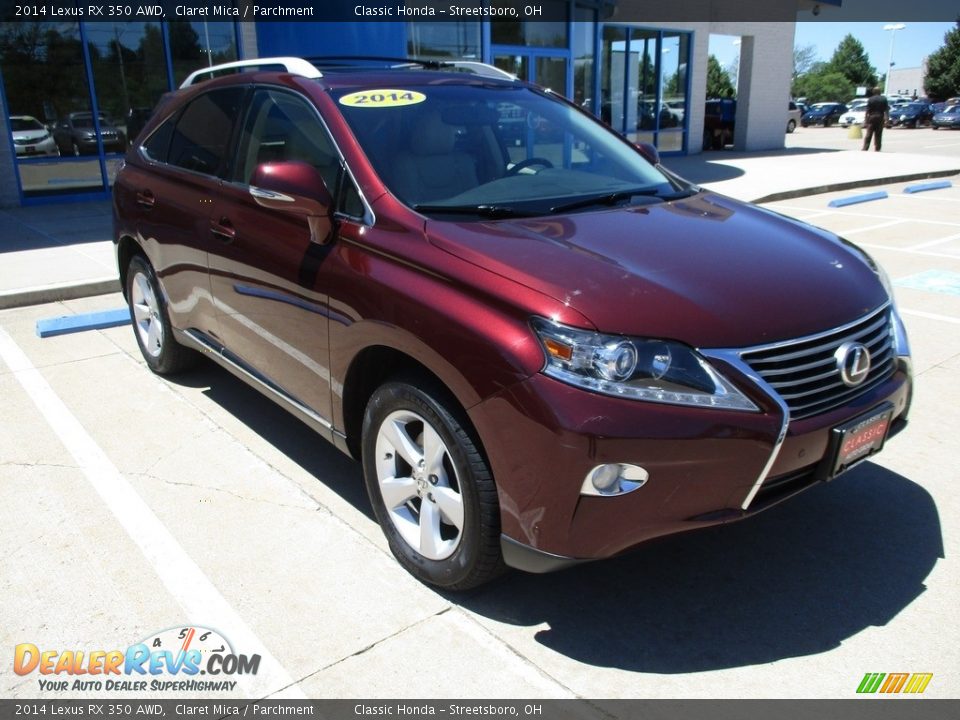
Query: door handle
210 217 236 243
136 190 155 209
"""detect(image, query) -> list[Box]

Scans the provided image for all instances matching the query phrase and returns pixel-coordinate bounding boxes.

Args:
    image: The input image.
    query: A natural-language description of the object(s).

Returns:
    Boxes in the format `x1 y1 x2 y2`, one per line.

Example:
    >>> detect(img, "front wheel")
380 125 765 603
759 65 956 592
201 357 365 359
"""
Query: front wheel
361 380 504 590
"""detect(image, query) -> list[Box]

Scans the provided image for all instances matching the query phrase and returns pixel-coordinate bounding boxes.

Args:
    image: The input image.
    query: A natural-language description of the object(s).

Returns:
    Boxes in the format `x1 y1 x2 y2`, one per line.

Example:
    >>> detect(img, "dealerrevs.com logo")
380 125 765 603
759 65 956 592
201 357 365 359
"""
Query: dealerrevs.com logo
14 626 260 693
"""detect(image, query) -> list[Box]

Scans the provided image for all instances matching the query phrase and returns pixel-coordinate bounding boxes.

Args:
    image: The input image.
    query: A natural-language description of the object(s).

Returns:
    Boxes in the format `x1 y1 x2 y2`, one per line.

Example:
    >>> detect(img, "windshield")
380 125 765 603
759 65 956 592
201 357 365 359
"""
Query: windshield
11 117 44 131
333 83 685 217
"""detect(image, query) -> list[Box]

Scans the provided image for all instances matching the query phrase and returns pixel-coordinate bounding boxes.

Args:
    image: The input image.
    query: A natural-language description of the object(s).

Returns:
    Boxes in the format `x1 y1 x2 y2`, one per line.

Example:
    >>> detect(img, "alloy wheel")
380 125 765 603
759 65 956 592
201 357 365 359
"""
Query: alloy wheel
131 270 163 358
374 409 465 561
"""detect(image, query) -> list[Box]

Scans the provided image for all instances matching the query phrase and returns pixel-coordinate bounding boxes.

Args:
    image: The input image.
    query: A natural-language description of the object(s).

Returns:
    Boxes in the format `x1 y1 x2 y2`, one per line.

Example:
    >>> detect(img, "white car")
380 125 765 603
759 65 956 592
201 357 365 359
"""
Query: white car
841 108 867 127
10 115 59 157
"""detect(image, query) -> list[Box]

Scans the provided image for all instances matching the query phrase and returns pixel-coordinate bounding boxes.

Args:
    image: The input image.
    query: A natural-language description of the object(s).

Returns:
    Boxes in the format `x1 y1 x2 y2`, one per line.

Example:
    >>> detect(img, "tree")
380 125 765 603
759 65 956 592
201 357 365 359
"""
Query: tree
793 70 855 104
925 21 960 100
794 44 818 81
827 34 877 89
706 55 735 98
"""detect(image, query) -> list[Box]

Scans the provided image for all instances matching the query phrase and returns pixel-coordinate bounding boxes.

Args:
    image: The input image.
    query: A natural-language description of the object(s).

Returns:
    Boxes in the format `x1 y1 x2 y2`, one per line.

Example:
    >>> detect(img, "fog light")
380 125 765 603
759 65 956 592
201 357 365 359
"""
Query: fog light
581 463 649 496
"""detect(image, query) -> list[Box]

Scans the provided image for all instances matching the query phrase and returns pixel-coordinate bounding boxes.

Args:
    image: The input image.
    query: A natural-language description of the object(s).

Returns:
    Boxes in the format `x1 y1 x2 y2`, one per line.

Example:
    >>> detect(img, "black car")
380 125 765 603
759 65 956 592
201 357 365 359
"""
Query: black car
800 103 848 127
932 105 960 129
887 102 934 128
53 112 127 156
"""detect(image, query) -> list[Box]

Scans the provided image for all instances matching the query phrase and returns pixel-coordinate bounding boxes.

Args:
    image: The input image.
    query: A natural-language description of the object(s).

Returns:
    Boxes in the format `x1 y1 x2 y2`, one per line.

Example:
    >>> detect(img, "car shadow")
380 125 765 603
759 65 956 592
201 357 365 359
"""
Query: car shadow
458 462 942 673
163 360 941 673
167 357 375 521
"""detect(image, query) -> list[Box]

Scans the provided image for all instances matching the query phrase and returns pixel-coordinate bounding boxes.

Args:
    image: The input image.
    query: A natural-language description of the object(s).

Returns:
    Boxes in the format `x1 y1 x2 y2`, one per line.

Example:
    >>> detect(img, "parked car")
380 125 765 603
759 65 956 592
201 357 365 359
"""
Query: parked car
703 98 736 149
932 105 960 129
841 108 867 127
839 99 868 127
787 101 801 133
114 57 912 590
801 102 848 127
53 112 127 156
887 102 934 128
9 115 59 156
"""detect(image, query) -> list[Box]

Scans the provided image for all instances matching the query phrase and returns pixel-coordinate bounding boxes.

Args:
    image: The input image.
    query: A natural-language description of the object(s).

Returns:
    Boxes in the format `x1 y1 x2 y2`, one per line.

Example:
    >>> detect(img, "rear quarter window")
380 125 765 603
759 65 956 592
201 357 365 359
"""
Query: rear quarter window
167 87 245 176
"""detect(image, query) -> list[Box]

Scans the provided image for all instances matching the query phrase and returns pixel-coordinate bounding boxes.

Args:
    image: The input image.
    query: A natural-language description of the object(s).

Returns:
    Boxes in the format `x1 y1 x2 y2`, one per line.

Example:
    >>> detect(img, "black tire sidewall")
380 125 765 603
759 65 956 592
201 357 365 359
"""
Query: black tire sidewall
361 381 494 589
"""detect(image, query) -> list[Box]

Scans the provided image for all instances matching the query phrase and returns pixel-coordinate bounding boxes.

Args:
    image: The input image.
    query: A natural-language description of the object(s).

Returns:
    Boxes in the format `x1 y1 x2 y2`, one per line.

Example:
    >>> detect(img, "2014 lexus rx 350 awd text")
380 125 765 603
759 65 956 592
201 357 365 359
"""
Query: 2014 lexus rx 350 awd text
113 58 912 589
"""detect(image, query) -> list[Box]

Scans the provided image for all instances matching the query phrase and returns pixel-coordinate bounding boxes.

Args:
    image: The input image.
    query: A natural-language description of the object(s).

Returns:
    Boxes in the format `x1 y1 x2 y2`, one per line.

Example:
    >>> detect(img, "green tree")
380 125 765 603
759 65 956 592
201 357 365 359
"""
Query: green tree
793 70 855 104
706 55 735 98
827 34 877 89
925 21 960 100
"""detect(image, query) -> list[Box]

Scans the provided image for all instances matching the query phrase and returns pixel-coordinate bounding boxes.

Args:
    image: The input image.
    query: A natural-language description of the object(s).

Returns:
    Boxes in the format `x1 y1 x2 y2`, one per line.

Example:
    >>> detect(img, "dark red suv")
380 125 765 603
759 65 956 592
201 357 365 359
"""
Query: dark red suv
114 57 912 589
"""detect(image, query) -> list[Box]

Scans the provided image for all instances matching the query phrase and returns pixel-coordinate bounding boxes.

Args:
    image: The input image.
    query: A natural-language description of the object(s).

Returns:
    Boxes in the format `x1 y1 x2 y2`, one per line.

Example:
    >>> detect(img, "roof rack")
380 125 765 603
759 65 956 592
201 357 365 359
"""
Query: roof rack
179 57 322 88
306 56 516 81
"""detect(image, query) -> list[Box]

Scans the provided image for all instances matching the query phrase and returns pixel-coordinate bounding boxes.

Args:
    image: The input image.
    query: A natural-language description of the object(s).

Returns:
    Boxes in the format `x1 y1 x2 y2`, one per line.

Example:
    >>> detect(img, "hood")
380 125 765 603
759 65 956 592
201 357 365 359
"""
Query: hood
13 128 48 141
426 193 888 349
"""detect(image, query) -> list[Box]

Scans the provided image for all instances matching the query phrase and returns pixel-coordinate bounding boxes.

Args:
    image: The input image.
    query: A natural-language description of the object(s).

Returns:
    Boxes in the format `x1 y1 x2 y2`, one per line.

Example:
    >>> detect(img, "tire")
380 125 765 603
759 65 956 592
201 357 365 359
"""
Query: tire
787 119 796 133
126 254 197 375
361 379 504 590
824 118 832 128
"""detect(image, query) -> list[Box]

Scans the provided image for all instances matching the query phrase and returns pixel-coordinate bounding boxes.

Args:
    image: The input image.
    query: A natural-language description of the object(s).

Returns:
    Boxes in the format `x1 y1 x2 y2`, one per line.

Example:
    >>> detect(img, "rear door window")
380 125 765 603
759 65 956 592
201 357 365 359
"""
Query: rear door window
167 87 246 176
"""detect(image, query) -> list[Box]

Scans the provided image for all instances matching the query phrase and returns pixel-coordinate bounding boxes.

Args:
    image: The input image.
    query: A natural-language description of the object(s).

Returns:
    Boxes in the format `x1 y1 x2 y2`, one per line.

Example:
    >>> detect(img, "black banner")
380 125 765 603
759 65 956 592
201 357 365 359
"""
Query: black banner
0 0 958 24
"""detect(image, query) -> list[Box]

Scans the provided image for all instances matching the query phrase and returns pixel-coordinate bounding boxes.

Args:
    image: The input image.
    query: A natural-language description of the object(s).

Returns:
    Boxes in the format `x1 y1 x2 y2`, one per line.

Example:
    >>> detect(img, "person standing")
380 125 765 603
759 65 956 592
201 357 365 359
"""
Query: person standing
862 86 889 152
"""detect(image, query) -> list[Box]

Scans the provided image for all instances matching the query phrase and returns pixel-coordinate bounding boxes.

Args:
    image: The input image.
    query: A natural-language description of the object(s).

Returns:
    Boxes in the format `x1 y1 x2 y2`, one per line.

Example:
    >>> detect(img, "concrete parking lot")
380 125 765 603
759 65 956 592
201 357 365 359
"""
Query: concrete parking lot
1 150 959 702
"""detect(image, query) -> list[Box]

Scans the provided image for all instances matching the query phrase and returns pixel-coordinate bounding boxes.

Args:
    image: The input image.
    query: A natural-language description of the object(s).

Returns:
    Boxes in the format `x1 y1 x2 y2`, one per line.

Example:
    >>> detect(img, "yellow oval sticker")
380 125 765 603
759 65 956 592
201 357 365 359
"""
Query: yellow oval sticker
339 90 426 108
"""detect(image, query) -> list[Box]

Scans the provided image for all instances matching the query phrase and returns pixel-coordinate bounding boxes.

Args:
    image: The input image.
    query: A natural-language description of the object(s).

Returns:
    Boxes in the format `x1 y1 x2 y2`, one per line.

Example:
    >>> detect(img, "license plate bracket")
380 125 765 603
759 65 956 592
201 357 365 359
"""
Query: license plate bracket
830 402 894 478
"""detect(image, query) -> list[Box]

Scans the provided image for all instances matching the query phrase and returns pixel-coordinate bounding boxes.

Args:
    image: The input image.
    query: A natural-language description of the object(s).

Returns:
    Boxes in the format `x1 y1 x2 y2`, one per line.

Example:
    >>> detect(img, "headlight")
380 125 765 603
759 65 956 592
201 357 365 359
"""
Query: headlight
531 318 758 411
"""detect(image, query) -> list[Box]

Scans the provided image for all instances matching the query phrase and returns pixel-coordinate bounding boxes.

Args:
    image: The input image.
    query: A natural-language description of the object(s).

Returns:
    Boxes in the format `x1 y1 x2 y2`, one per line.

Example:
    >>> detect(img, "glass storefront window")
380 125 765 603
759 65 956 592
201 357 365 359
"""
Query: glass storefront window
86 22 168 148
492 1 568 47
0 21 104 196
572 8 595 111
601 26 690 153
406 22 480 59
170 21 237 87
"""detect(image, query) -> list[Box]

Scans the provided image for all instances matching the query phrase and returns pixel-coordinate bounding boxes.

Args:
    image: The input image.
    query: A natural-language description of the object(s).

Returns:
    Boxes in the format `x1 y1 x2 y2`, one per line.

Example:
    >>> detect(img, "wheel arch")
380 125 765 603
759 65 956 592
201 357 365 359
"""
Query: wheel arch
116 234 145 299
340 343 489 462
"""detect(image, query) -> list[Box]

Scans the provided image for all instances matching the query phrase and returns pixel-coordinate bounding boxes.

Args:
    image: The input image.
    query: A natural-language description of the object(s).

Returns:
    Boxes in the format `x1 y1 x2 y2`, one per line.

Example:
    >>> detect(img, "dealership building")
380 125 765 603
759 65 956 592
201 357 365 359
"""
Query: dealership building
0 0 825 206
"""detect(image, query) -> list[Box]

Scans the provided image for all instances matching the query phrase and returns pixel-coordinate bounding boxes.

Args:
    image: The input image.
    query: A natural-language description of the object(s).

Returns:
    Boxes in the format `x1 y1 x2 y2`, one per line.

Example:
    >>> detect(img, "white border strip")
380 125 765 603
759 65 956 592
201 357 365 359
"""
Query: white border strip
0 326 305 699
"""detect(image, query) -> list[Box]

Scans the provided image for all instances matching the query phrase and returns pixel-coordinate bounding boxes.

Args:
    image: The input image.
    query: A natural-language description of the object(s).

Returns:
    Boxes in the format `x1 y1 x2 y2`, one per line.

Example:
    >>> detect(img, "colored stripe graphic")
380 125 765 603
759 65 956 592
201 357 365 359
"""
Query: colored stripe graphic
880 673 909 693
904 673 934 694
857 673 885 693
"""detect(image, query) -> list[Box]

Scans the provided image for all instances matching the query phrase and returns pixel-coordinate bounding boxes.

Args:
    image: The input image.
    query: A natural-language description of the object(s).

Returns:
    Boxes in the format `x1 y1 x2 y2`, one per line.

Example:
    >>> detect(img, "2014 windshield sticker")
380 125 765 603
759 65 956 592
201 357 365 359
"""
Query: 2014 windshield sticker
13 626 260 693
339 90 426 108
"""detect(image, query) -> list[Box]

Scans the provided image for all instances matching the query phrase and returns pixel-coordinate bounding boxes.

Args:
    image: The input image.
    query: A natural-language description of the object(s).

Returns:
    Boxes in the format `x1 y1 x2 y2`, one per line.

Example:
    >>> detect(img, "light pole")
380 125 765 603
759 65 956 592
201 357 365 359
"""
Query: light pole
883 23 905 96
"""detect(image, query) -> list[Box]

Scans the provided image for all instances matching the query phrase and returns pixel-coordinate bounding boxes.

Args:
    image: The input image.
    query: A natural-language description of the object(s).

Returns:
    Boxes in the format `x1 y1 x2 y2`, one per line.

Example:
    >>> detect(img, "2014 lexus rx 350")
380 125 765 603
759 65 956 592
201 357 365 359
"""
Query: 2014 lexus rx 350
114 58 912 589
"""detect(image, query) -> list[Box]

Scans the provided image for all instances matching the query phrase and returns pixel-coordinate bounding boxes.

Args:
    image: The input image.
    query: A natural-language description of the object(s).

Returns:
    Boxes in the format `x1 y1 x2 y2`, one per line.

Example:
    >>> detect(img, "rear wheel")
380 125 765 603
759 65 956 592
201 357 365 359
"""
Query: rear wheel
126 254 197 375
787 119 796 133
361 379 504 590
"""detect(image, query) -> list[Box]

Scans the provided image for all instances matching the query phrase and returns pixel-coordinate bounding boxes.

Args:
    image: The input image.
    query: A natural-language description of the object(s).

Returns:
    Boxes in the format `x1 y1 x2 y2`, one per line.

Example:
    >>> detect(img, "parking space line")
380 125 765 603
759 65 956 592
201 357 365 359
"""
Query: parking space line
900 308 960 325
858 242 960 261
907 231 960 251
897 193 960 203
0 326 306 699
767 204 960 228
841 219 908 236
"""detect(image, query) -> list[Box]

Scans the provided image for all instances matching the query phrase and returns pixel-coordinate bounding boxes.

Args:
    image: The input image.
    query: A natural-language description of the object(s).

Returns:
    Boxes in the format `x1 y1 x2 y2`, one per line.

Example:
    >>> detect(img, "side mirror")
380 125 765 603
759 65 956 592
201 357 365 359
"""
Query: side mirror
636 142 660 166
250 161 333 217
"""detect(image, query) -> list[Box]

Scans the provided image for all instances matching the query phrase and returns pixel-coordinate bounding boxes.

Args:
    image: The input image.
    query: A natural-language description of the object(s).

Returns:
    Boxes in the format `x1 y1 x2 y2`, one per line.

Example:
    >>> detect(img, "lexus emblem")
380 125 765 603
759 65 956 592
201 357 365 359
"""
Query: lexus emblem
835 342 871 387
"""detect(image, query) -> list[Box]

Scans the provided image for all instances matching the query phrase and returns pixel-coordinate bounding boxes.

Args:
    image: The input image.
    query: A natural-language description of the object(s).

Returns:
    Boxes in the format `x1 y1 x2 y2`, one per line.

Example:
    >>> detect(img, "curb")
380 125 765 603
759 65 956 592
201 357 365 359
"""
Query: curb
0 277 121 310
750 168 960 204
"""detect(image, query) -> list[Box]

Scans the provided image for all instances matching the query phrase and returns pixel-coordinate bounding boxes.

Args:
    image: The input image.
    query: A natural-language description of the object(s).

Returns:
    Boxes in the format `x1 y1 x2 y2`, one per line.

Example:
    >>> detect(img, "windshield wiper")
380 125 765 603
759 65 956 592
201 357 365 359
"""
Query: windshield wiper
549 187 693 214
413 204 535 219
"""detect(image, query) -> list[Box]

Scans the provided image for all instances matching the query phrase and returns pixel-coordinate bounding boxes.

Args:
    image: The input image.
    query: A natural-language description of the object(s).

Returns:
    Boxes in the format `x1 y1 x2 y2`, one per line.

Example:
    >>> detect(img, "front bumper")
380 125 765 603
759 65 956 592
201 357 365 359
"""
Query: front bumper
472 356 912 569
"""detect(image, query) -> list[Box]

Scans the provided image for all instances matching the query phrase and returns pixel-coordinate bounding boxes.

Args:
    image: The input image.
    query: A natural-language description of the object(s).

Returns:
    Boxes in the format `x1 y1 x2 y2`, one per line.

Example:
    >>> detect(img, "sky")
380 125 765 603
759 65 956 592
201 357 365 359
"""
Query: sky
708 21 956 78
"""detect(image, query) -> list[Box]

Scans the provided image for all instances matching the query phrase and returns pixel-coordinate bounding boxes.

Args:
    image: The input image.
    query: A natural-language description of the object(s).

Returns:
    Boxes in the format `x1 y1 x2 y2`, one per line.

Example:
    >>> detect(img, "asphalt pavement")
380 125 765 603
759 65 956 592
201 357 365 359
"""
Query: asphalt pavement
1 127 958 703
